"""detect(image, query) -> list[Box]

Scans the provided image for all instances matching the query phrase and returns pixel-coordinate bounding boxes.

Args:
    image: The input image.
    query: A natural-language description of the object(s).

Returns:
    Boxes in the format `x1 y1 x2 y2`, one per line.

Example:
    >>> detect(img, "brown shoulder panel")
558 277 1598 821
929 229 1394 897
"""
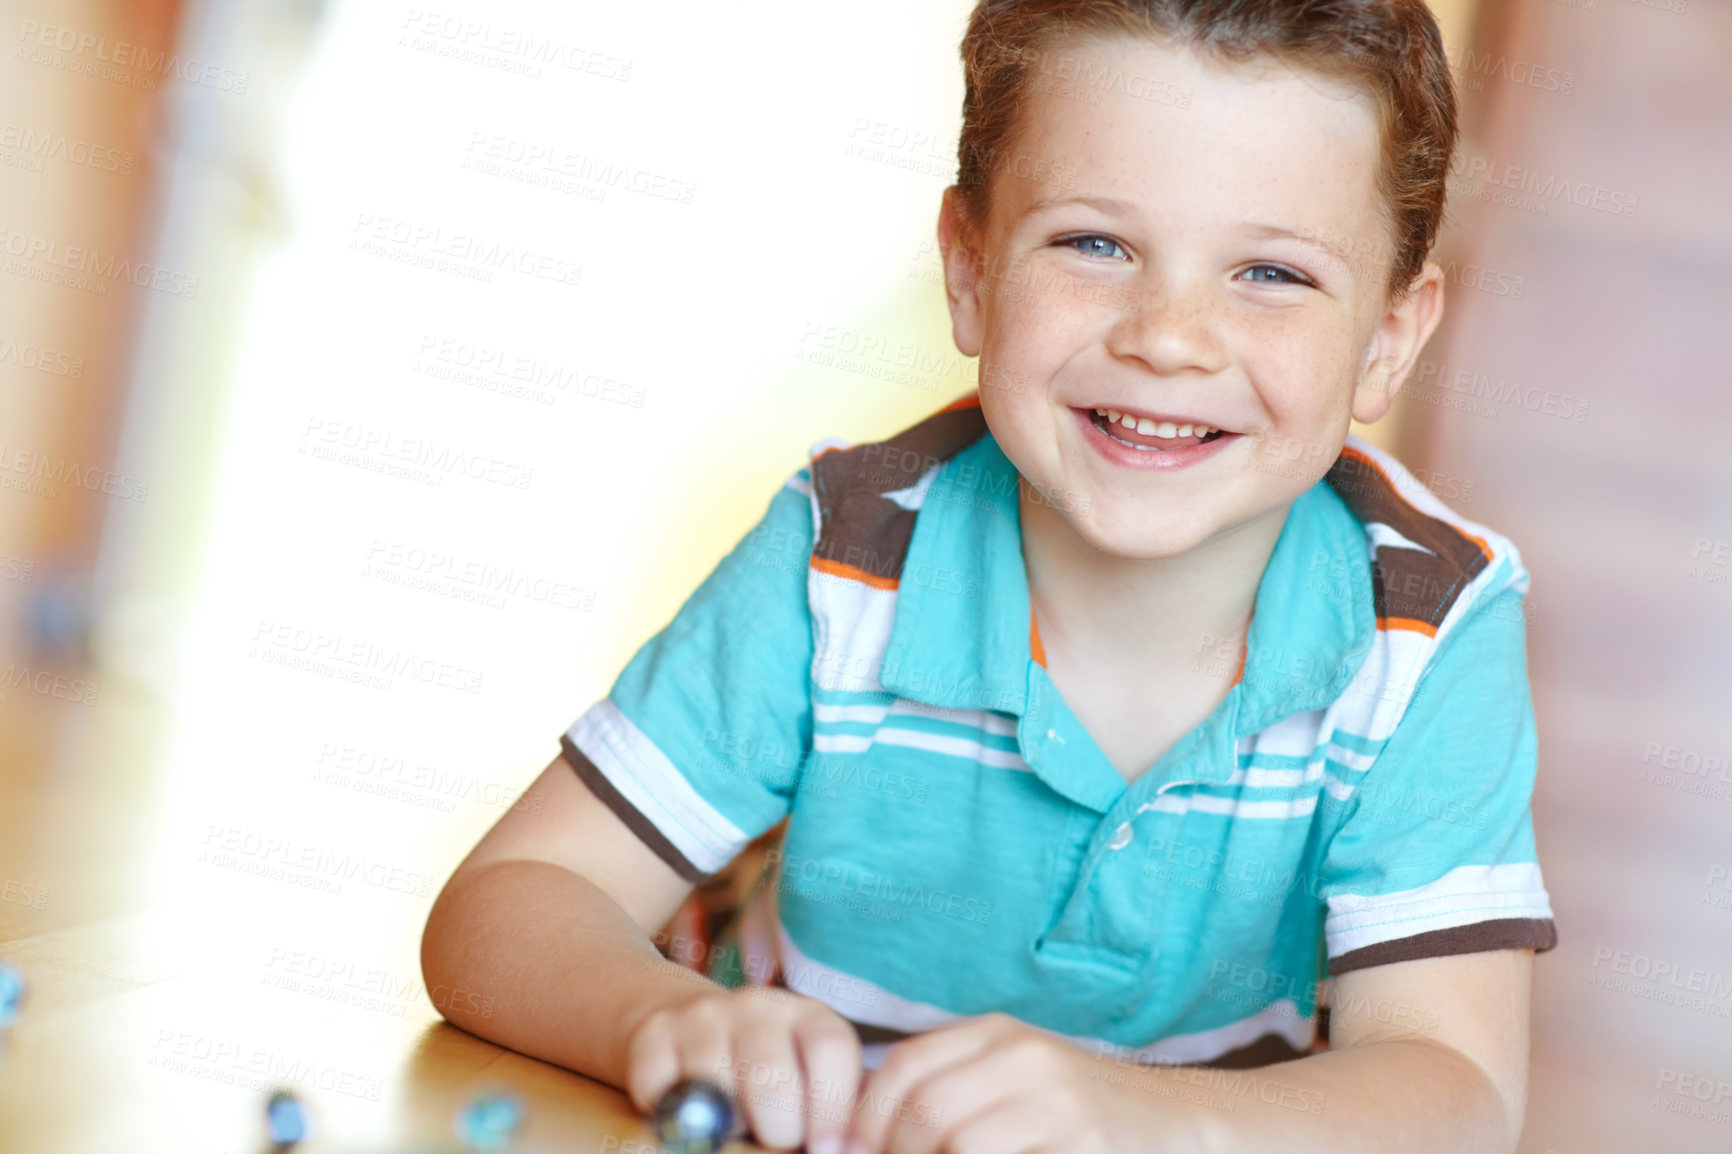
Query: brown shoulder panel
1325 448 1492 632
810 397 989 582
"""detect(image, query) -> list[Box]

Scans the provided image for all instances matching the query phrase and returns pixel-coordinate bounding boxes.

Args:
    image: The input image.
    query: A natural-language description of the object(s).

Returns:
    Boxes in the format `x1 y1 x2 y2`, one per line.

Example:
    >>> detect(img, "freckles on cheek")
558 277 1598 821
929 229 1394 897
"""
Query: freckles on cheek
985 313 1063 387
995 300 1106 390
1243 317 1361 413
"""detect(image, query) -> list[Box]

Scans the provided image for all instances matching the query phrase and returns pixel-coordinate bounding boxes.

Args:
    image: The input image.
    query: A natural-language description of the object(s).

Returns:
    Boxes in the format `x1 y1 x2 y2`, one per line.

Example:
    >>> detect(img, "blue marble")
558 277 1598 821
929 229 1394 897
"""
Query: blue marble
457 1090 525 1150
0 963 24 1028
652 1079 738 1154
265 1090 309 1144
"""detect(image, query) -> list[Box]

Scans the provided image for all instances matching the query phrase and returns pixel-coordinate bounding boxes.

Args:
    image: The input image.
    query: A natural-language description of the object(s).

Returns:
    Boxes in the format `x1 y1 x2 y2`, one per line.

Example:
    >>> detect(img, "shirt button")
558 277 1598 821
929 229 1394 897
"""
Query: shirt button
1107 821 1133 851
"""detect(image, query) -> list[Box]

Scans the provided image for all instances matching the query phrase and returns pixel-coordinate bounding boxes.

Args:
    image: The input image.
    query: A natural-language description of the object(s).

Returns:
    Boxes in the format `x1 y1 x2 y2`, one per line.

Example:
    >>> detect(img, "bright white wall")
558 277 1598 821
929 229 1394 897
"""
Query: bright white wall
147 0 980 981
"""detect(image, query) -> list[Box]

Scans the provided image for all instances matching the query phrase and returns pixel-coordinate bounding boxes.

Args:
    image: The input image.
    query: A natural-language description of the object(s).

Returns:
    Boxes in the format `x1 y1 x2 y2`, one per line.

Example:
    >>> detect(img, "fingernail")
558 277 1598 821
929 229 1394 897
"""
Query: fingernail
809 1138 842 1154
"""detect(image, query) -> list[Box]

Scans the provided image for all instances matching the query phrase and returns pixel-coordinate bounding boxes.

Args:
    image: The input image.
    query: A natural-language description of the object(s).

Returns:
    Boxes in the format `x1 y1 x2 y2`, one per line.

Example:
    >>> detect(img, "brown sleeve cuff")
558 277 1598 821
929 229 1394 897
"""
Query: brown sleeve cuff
559 733 712 885
1328 917 1558 976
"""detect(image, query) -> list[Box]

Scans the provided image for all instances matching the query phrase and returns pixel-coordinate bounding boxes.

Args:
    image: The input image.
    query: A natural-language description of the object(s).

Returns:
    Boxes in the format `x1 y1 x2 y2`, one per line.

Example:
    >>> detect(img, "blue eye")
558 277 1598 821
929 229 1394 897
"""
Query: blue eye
1059 234 1128 261
1238 264 1313 286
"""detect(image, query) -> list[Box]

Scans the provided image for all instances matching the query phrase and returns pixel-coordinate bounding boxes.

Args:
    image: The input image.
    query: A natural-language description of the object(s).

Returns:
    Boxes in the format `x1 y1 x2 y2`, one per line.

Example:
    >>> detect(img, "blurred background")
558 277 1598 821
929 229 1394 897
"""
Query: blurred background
0 0 1726 1151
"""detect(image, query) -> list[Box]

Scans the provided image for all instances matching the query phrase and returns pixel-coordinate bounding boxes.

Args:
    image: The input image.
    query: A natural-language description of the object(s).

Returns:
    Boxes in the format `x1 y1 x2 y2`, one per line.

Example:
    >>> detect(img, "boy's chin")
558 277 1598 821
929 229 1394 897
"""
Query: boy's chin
1061 510 1222 562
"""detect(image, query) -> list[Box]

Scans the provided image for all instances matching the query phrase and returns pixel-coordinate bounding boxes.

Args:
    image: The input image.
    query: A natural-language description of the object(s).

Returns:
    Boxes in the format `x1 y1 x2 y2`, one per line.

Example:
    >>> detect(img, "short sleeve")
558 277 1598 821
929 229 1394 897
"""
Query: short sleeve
1317 585 1558 975
561 470 815 882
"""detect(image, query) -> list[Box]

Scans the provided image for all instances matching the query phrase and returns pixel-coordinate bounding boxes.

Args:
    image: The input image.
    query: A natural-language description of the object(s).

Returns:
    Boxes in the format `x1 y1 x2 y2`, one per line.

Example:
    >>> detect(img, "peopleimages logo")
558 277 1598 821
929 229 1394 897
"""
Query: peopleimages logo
397 10 632 81
1589 945 1732 1017
0 663 100 706
767 849 993 924
300 417 534 490
0 442 149 501
0 336 83 377
0 226 199 297
0 122 134 174
148 1029 381 1101
347 213 582 288
198 825 434 898
1449 152 1639 219
15 20 250 93
248 618 485 695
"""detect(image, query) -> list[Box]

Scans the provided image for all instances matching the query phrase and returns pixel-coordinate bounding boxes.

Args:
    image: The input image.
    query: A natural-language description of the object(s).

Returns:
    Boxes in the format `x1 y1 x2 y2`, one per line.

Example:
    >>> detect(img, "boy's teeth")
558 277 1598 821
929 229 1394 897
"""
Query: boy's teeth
1091 408 1217 438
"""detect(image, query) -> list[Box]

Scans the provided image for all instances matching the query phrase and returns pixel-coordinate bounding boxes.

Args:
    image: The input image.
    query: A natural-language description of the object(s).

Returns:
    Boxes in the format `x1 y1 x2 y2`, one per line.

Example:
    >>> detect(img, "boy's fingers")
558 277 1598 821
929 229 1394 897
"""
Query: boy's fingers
734 1018 805 1150
795 1013 864 1154
878 1057 1016 1154
902 1094 1058 1154
624 1010 682 1113
845 1025 990 1154
675 999 734 1097
626 991 864 1153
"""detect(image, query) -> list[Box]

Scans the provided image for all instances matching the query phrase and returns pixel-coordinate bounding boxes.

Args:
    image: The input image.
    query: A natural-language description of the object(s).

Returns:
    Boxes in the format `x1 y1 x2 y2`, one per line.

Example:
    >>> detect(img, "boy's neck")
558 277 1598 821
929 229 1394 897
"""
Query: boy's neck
1019 490 1294 676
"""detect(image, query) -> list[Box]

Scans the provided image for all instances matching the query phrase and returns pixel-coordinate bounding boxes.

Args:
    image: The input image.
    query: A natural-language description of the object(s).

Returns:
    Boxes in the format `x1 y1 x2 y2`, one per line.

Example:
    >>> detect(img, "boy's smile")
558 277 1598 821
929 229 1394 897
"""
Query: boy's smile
940 33 1443 562
1076 403 1232 470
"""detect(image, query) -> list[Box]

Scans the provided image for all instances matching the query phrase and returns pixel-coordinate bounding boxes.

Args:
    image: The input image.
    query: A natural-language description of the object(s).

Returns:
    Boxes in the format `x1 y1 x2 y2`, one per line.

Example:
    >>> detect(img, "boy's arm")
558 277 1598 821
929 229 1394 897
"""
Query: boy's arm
839 948 1532 1154
424 747 866 1154
1162 578 1543 1151
420 747 716 1088
423 466 822 1092
1170 947 1532 1153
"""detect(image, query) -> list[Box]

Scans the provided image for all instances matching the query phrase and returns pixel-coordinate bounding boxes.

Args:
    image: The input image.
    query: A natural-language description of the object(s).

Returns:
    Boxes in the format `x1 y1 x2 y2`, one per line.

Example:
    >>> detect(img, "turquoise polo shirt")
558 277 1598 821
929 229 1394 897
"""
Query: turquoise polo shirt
561 397 1557 1067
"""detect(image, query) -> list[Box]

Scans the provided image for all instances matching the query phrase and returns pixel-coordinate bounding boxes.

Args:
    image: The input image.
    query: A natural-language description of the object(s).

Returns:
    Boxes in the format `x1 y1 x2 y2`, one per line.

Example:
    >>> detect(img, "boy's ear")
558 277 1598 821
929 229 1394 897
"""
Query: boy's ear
1351 260 1446 424
938 187 986 358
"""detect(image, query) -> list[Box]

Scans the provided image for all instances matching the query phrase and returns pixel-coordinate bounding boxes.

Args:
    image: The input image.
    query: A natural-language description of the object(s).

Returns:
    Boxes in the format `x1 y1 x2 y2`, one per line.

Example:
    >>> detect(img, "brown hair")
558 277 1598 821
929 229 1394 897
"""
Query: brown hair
955 0 1458 297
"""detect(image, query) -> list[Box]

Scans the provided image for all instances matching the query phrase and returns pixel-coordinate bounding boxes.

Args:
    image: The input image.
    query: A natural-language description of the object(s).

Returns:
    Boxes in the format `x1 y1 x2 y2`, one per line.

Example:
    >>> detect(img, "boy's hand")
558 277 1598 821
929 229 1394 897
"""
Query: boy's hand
625 984 863 1152
842 1013 1168 1154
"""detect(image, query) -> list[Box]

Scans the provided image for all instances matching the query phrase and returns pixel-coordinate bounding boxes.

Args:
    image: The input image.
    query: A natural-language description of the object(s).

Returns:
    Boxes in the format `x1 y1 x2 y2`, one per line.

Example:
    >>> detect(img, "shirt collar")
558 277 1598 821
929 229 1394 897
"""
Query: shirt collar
880 433 1034 716
880 430 1375 796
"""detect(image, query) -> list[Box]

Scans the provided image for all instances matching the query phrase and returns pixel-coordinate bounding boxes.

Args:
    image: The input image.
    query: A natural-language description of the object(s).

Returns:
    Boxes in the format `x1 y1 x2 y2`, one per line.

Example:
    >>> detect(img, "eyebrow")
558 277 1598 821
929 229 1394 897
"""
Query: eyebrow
1014 194 1140 223
1237 222 1363 273
1238 222 1336 249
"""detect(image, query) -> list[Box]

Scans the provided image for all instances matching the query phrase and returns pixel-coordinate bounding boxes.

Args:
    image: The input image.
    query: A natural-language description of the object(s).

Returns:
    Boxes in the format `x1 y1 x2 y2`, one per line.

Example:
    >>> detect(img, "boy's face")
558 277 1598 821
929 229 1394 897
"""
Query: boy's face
940 34 1443 561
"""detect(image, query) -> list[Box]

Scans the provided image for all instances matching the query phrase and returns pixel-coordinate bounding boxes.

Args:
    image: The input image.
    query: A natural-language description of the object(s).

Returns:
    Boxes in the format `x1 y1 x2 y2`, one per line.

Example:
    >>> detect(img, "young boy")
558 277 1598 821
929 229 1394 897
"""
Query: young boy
422 2 1556 1151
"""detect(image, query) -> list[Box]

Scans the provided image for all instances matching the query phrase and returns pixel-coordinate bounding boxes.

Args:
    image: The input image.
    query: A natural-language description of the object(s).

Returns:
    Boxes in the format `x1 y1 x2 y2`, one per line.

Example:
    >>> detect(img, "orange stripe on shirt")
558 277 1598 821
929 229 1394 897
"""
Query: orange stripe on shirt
810 556 900 590
1029 609 1047 668
1377 615 1440 637
937 391 983 415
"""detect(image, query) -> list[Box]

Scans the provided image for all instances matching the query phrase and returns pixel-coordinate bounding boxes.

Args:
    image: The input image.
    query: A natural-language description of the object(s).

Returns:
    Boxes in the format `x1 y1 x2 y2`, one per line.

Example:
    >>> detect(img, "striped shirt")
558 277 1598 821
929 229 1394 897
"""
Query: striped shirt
562 394 1557 1068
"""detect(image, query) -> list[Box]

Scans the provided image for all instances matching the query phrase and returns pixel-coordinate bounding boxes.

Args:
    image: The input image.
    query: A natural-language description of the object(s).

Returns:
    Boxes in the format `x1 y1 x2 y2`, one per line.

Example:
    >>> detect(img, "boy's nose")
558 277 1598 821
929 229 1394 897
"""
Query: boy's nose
1104 280 1230 378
